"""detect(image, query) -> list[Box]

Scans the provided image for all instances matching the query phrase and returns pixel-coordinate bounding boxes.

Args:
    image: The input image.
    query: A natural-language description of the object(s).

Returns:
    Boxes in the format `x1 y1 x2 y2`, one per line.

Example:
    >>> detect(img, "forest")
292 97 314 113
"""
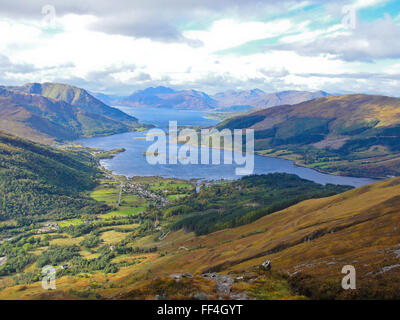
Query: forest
170 173 352 235
0 131 108 221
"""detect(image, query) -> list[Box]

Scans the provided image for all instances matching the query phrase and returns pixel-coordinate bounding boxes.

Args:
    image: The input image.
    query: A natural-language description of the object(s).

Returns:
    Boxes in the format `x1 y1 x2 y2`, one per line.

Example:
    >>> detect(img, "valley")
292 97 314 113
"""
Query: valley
1 149 399 299
0 83 399 301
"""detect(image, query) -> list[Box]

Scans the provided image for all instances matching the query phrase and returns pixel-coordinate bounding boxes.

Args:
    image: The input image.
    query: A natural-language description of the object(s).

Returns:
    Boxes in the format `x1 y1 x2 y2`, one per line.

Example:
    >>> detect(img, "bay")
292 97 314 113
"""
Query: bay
77 107 376 188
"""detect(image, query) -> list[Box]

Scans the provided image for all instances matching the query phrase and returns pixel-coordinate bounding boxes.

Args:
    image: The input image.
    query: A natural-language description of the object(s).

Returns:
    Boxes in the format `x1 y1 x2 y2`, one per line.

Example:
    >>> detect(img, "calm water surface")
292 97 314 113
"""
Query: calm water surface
77 107 376 187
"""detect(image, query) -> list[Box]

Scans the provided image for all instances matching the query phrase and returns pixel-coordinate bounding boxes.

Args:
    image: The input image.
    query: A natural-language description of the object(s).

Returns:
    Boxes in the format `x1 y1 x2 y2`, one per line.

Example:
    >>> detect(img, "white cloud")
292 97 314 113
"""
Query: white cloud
0 1 399 96
184 18 293 52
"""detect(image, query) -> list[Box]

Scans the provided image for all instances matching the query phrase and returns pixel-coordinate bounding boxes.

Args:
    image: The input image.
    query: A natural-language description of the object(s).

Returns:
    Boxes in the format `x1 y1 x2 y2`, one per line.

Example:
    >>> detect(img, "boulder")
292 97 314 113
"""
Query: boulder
261 259 272 271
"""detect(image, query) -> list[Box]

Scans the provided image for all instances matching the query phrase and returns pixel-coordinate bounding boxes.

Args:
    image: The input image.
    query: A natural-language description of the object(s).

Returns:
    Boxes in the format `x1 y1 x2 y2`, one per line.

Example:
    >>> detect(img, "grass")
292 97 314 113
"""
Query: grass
100 231 129 244
58 219 84 227
90 188 119 204
100 206 145 218
167 194 187 201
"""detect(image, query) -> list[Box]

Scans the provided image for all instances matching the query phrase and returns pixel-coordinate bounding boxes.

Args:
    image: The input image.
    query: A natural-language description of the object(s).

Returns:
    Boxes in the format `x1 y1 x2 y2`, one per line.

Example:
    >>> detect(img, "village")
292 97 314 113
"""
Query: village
123 182 170 207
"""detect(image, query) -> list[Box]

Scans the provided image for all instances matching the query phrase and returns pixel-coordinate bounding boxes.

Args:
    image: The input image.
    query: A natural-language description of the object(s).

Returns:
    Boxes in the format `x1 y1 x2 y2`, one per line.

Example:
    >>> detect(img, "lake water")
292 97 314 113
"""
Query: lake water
77 107 376 187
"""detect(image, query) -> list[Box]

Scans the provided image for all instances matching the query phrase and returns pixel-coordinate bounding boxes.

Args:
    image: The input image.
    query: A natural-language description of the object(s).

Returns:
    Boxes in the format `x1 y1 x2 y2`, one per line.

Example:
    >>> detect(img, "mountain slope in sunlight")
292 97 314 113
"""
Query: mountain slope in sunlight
132 177 400 299
0 84 141 143
218 94 400 178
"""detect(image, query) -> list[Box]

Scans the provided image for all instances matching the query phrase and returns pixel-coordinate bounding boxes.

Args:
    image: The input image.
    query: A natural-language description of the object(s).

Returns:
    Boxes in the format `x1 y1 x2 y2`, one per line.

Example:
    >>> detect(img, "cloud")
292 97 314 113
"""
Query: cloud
0 0 399 97
258 67 290 78
0 54 75 75
295 71 400 81
0 0 326 44
269 15 400 62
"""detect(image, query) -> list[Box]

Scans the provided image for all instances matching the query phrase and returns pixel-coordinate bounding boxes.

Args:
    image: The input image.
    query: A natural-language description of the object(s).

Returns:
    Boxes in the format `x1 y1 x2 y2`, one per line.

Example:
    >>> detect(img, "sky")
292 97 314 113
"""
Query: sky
0 0 399 96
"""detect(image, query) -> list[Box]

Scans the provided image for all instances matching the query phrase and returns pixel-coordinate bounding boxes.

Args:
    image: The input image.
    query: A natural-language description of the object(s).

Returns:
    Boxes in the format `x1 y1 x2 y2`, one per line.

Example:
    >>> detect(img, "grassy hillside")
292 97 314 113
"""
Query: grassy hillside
170 174 351 235
0 84 142 143
0 131 107 221
119 177 400 299
0 172 399 299
218 94 400 178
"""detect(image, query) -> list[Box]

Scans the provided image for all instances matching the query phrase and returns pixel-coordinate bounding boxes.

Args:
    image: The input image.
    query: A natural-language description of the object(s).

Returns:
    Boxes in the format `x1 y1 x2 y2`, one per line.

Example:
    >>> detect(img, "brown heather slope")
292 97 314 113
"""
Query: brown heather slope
218 94 400 178
0 86 140 143
118 177 400 299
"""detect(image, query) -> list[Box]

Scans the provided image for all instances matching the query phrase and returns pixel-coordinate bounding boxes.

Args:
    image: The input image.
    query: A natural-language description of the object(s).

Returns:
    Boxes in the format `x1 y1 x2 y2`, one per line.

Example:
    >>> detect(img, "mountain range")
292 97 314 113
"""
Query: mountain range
0 83 142 143
94 86 332 111
117 86 217 110
212 89 331 110
218 94 400 178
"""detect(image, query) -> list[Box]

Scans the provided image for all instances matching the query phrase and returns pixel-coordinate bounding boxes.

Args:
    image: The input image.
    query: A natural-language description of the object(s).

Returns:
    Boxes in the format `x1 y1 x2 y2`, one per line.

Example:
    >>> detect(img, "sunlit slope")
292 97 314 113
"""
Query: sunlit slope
11 83 137 124
140 177 400 298
218 94 400 178
0 84 140 143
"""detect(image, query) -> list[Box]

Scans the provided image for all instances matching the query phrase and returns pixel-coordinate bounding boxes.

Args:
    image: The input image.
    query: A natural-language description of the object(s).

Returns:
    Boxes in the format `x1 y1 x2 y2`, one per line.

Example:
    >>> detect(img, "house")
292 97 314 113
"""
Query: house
60 263 70 269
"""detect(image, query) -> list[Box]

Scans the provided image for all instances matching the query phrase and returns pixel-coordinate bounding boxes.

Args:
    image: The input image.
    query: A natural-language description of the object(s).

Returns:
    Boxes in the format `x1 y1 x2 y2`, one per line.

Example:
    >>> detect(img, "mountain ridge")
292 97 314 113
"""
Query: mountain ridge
94 86 332 111
212 89 331 110
218 93 400 178
0 83 142 143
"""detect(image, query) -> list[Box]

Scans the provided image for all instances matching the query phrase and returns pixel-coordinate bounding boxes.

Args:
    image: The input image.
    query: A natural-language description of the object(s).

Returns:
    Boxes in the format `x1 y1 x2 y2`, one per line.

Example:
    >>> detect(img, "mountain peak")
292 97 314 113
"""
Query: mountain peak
138 86 175 95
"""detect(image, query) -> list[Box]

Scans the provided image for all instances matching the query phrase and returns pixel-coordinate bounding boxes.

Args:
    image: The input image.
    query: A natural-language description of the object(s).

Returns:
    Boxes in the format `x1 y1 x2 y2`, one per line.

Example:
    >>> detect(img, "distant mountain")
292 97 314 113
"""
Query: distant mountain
119 86 218 110
218 94 400 178
213 89 331 109
96 86 330 111
0 83 142 143
90 92 124 106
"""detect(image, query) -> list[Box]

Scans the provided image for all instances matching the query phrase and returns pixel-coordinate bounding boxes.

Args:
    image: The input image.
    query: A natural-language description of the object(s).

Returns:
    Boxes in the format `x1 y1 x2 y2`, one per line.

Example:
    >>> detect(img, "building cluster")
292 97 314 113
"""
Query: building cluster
36 223 60 234
123 183 169 207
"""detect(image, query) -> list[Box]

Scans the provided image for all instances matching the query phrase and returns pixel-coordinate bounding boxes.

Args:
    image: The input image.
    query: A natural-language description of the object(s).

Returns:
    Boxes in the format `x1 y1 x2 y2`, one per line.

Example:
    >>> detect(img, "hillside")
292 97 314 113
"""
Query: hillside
1 174 398 299
213 89 331 110
7 83 137 124
218 94 400 178
129 177 400 299
170 174 351 235
0 131 107 222
118 86 218 110
0 84 142 143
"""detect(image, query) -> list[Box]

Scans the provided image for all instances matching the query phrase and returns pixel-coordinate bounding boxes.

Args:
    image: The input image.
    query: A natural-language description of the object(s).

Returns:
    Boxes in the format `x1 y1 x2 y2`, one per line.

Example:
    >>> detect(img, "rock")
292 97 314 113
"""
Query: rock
154 293 168 300
261 259 272 271
193 292 209 300
230 292 252 300
182 273 193 278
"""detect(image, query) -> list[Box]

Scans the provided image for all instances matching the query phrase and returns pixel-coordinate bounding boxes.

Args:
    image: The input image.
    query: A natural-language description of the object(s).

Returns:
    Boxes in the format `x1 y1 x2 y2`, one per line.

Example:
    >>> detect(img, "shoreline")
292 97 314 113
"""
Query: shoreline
76 131 379 187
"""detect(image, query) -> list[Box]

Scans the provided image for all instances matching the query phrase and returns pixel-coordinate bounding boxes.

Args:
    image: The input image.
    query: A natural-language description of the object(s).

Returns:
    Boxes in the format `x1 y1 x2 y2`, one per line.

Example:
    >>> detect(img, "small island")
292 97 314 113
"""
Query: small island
94 148 126 159
143 151 160 156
